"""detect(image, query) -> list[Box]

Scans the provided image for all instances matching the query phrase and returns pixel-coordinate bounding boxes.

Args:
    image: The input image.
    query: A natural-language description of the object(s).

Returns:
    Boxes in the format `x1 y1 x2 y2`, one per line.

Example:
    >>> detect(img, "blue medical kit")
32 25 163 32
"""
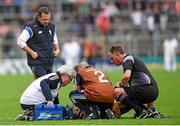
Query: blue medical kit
34 104 64 120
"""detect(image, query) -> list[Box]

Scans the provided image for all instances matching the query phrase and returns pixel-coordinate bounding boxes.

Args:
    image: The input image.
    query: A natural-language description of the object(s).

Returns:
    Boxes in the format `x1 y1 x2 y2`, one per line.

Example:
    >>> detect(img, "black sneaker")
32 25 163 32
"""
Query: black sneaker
135 109 148 119
15 110 33 121
151 111 169 118
92 105 100 119
105 109 116 119
147 109 154 118
85 113 94 120
15 114 25 121
15 114 32 121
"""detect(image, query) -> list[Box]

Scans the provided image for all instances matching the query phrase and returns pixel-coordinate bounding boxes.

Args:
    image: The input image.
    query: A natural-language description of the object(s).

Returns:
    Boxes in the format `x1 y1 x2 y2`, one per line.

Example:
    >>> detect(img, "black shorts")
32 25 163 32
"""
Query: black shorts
20 104 35 110
124 84 158 103
69 90 113 118
20 102 46 110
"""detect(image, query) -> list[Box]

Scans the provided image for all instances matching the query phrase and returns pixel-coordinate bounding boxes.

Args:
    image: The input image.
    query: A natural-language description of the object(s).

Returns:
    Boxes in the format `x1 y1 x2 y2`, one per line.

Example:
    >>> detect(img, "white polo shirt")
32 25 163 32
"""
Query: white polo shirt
20 73 60 105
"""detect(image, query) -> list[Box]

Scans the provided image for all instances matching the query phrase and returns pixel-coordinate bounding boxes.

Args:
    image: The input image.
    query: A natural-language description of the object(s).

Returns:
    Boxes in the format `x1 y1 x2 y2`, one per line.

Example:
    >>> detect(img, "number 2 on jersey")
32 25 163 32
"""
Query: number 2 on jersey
94 71 109 83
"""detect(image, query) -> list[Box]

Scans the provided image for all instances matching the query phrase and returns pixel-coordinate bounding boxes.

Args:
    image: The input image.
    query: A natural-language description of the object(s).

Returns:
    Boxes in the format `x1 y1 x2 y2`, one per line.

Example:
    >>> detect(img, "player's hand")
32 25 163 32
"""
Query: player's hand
54 50 60 57
47 101 54 105
119 82 125 87
31 52 38 59
114 82 121 88
119 82 129 87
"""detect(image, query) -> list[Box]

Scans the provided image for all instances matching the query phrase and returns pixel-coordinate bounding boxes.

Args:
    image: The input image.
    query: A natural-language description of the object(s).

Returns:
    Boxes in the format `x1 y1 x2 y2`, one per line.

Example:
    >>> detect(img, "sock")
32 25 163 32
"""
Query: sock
72 100 92 115
118 95 142 113
120 106 132 115
150 107 157 113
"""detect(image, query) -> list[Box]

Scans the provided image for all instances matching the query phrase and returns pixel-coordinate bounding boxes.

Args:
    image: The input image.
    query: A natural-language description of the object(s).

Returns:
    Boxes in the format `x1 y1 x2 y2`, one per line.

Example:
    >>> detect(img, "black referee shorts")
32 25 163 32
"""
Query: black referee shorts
124 84 158 103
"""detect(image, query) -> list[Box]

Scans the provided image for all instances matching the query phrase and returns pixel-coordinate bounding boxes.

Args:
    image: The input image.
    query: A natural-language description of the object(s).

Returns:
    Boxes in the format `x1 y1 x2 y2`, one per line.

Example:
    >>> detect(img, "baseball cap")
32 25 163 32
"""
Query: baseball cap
57 65 75 77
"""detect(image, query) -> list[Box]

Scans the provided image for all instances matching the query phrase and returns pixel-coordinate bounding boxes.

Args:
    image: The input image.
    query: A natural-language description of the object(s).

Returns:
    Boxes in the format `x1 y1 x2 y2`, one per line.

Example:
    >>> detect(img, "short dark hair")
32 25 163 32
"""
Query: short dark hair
38 6 50 16
108 45 125 54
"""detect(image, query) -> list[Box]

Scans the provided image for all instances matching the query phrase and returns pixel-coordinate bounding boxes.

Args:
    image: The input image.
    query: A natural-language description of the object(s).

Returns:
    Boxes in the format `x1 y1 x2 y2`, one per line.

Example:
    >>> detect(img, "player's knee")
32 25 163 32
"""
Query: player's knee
114 88 125 98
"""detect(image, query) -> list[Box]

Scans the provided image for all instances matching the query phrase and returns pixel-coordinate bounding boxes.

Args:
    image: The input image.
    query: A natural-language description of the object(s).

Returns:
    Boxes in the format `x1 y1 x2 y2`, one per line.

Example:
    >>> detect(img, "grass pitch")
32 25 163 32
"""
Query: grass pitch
0 64 180 125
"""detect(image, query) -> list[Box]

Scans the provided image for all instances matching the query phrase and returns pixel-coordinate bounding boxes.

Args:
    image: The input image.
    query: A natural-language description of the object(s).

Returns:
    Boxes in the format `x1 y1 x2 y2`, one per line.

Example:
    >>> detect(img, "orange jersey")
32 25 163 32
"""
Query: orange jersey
78 67 115 103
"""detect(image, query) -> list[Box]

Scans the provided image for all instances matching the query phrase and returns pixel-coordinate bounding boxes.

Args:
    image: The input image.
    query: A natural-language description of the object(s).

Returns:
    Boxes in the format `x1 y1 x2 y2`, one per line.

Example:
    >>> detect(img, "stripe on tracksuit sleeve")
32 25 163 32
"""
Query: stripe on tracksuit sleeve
24 26 33 37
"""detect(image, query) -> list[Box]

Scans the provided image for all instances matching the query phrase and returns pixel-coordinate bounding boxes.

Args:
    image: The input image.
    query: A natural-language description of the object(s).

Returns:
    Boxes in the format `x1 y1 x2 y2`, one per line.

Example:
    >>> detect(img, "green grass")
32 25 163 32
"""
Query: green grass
0 65 180 125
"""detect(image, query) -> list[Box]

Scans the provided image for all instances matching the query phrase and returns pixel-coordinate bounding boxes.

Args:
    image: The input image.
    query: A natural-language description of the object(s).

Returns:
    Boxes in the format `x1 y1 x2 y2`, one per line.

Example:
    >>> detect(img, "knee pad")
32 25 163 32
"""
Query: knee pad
117 94 126 102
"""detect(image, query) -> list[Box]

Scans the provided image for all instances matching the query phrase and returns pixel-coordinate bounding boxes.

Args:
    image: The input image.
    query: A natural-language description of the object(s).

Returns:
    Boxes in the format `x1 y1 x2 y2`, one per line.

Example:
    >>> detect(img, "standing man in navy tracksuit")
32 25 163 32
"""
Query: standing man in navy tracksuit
17 6 60 78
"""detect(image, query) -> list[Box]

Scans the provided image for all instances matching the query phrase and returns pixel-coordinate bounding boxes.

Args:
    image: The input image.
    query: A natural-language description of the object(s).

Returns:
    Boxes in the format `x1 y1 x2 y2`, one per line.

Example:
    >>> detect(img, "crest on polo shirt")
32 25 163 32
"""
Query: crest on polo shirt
38 31 42 34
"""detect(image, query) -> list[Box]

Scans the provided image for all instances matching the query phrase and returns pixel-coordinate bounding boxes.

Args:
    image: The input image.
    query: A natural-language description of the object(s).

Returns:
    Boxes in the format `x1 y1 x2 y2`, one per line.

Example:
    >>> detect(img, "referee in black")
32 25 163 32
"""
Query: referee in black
108 45 159 119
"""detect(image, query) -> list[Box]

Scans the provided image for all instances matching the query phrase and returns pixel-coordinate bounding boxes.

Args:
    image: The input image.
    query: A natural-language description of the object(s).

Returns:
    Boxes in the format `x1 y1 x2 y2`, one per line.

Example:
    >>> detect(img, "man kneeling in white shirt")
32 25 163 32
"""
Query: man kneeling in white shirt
15 65 75 120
